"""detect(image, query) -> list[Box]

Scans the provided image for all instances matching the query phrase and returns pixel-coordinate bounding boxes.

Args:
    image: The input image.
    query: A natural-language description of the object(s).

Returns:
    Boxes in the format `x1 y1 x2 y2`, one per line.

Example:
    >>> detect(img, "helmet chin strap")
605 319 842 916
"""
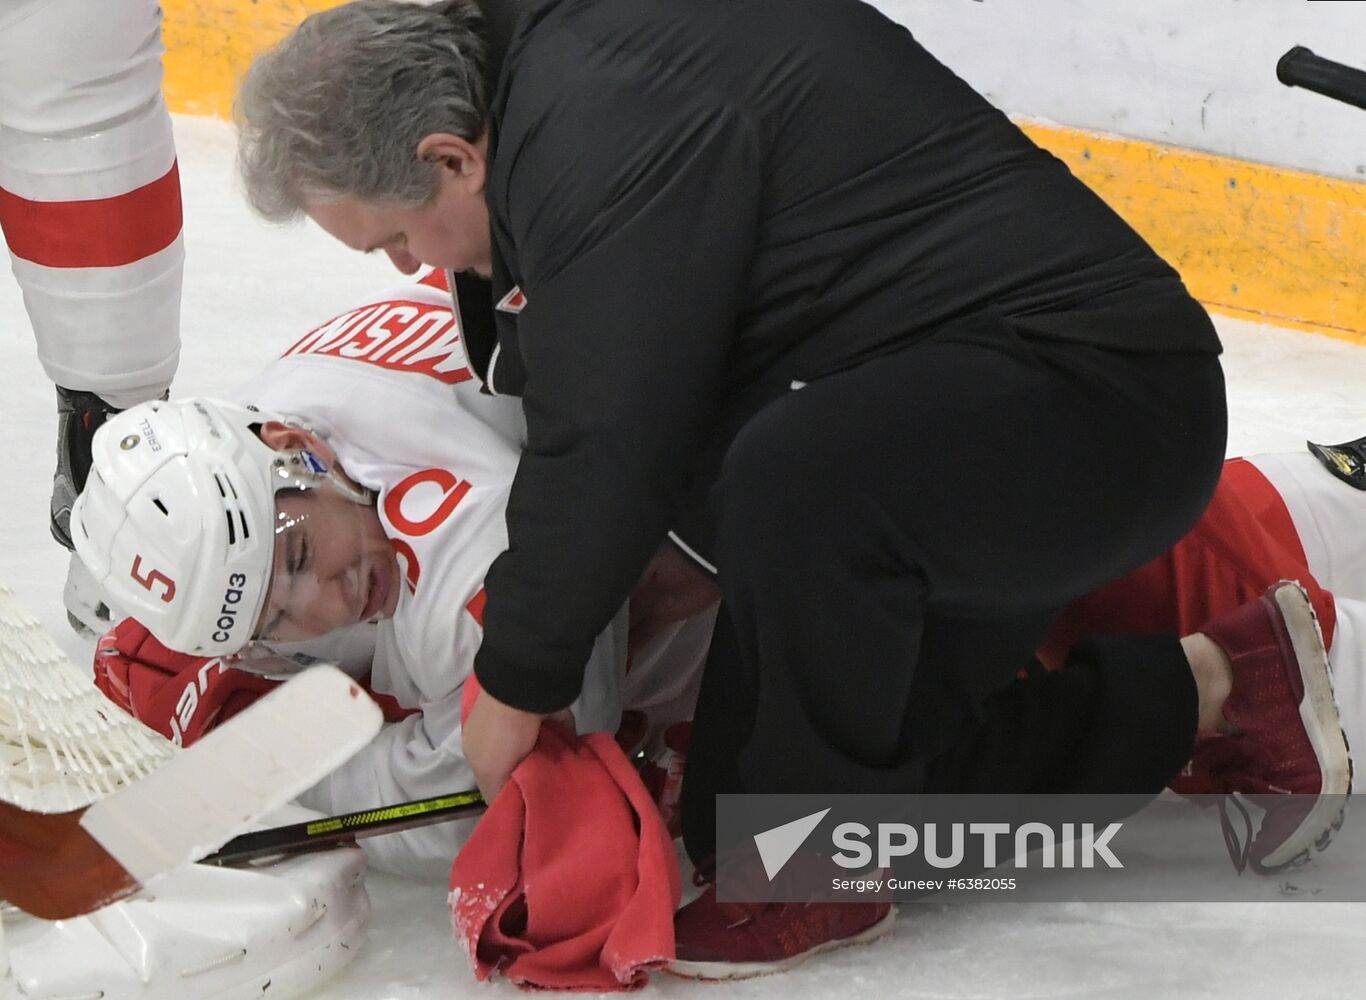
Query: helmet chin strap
321 462 374 507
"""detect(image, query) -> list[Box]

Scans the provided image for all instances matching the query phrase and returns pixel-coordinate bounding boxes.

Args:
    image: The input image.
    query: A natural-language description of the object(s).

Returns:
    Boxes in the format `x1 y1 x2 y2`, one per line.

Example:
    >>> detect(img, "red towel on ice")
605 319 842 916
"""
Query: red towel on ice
448 682 680 991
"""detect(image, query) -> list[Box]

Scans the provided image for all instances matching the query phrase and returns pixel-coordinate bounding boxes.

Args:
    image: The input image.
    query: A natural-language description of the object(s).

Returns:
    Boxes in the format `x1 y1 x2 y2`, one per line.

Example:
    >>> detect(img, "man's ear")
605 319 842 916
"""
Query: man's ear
416 131 488 193
258 421 337 467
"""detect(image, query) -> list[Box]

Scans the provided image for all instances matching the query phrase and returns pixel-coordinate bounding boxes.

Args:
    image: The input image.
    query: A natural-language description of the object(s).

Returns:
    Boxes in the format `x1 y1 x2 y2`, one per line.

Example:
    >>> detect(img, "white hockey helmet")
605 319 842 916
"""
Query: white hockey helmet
71 397 299 657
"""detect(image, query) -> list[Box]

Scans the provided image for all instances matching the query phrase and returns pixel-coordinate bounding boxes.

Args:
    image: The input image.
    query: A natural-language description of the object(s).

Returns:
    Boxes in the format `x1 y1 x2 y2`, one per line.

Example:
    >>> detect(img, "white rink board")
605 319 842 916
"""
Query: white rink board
870 0 1366 182
1 116 1365 999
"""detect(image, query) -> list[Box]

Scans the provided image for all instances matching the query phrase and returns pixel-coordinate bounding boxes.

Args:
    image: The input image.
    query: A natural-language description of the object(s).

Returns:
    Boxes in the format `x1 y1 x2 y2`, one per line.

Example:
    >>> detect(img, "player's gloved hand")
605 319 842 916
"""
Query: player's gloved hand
628 541 721 656
93 618 279 746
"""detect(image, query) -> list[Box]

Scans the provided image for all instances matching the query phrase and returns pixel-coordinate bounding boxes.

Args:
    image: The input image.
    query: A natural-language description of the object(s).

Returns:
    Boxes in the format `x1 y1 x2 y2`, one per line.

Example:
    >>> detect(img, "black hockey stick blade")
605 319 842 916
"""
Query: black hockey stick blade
199 790 487 867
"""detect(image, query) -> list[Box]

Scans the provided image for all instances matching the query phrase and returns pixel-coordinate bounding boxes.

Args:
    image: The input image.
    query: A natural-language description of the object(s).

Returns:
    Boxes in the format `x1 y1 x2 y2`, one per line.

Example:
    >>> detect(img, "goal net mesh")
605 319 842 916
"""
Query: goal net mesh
0 585 175 813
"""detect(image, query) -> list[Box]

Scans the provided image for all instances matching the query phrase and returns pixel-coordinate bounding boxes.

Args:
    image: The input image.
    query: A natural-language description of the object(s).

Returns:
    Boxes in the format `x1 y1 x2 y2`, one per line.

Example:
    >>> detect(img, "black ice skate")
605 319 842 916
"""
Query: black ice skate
50 386 123 551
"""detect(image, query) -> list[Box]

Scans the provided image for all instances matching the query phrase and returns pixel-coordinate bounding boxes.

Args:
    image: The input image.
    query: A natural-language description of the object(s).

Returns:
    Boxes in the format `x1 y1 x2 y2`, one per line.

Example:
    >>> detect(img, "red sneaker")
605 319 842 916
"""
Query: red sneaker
1193 580 1352 872
668 880 893 981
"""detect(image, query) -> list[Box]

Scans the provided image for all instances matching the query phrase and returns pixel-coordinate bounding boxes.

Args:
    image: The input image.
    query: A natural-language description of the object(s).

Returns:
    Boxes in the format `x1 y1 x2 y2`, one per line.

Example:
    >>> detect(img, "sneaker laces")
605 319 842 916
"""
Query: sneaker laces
689 877 768 931
1199 736 1276 875
1216 793 1254 875
688 858 775 928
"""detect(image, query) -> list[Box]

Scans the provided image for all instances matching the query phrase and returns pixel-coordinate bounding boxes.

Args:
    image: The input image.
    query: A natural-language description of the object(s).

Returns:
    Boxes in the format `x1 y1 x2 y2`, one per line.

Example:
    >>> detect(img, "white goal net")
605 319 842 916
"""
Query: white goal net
0 585 175 814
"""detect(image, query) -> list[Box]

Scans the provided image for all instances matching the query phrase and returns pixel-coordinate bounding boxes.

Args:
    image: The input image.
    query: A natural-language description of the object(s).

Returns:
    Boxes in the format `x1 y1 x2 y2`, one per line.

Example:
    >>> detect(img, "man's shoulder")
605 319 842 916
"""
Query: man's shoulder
501 0 715 99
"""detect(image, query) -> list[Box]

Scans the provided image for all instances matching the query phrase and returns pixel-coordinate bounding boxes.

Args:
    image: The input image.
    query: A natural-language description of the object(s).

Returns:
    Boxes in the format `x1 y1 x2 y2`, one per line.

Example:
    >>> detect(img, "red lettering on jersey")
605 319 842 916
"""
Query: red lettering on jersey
282 299 472 384
384 469 472 537
465 587 486 626
284 305 380 356
337 304 419 359
390 537 420 594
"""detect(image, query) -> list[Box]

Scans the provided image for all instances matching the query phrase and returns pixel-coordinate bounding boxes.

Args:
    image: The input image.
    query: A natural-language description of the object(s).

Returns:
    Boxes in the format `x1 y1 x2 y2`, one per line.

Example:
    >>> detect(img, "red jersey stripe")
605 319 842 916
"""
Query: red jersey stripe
0 162 182 269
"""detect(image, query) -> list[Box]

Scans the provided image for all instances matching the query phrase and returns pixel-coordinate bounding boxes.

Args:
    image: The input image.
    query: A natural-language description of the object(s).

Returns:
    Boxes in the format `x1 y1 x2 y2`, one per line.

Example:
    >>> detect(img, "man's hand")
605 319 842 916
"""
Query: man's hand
628 542 721 655
462 687 546 800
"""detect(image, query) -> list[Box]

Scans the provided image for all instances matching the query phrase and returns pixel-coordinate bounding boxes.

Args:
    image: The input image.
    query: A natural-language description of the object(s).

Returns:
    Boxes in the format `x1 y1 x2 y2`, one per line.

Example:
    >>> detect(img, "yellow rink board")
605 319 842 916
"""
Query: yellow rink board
161 0 344 119
1021 123 1366 343
161 0 1366 340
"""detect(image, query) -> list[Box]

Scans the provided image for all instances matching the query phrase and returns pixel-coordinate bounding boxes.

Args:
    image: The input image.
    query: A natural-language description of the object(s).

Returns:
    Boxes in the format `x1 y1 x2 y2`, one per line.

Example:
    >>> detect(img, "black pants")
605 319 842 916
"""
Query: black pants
680 320 1227 863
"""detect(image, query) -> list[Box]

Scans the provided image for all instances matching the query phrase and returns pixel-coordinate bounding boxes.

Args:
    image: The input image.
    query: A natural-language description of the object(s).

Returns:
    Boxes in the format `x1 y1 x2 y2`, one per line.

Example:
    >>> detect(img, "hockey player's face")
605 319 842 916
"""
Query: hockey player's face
256 488 402 643
305 133 493 277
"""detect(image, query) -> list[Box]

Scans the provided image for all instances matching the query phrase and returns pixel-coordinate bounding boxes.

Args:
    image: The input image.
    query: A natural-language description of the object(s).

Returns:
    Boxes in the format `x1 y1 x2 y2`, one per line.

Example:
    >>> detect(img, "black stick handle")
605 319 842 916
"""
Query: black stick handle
200 790 488 866
1277 46 1366 111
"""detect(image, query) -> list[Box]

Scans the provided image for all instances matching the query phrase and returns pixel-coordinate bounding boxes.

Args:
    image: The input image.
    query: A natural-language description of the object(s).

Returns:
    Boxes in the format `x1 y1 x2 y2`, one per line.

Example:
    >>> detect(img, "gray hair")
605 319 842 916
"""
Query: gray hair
236 0 487 221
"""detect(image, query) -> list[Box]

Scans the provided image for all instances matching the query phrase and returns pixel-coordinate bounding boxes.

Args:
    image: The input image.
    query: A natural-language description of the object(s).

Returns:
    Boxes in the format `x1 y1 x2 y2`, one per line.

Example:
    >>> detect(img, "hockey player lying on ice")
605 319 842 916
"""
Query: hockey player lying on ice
71 270 713 881
71 273 1355 945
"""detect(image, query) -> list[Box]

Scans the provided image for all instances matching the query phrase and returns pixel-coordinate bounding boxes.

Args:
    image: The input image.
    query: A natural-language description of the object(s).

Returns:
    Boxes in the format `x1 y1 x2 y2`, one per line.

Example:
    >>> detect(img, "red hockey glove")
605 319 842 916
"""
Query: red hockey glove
93 618 279 747
95 619 420 747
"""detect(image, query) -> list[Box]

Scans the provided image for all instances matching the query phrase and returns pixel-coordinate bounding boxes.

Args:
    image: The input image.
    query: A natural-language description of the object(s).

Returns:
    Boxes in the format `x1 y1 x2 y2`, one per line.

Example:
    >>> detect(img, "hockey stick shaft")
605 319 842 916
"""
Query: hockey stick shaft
1277 46 1366 111
201 790 488 866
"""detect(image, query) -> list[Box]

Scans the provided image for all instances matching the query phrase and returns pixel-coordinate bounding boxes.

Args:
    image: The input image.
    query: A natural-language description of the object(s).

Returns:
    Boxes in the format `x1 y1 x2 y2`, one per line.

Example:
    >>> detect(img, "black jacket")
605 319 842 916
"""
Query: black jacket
455 0 1221 712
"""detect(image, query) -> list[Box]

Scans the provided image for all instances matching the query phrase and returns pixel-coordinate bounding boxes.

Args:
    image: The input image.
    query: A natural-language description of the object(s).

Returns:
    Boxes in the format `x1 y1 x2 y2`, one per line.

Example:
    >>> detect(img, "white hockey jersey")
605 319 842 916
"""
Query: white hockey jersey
235 274 710 878
1248 450 1366 604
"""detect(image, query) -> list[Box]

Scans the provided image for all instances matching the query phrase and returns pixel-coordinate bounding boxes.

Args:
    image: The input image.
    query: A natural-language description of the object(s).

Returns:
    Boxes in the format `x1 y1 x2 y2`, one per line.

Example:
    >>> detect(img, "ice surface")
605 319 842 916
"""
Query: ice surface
2 116 1364 998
